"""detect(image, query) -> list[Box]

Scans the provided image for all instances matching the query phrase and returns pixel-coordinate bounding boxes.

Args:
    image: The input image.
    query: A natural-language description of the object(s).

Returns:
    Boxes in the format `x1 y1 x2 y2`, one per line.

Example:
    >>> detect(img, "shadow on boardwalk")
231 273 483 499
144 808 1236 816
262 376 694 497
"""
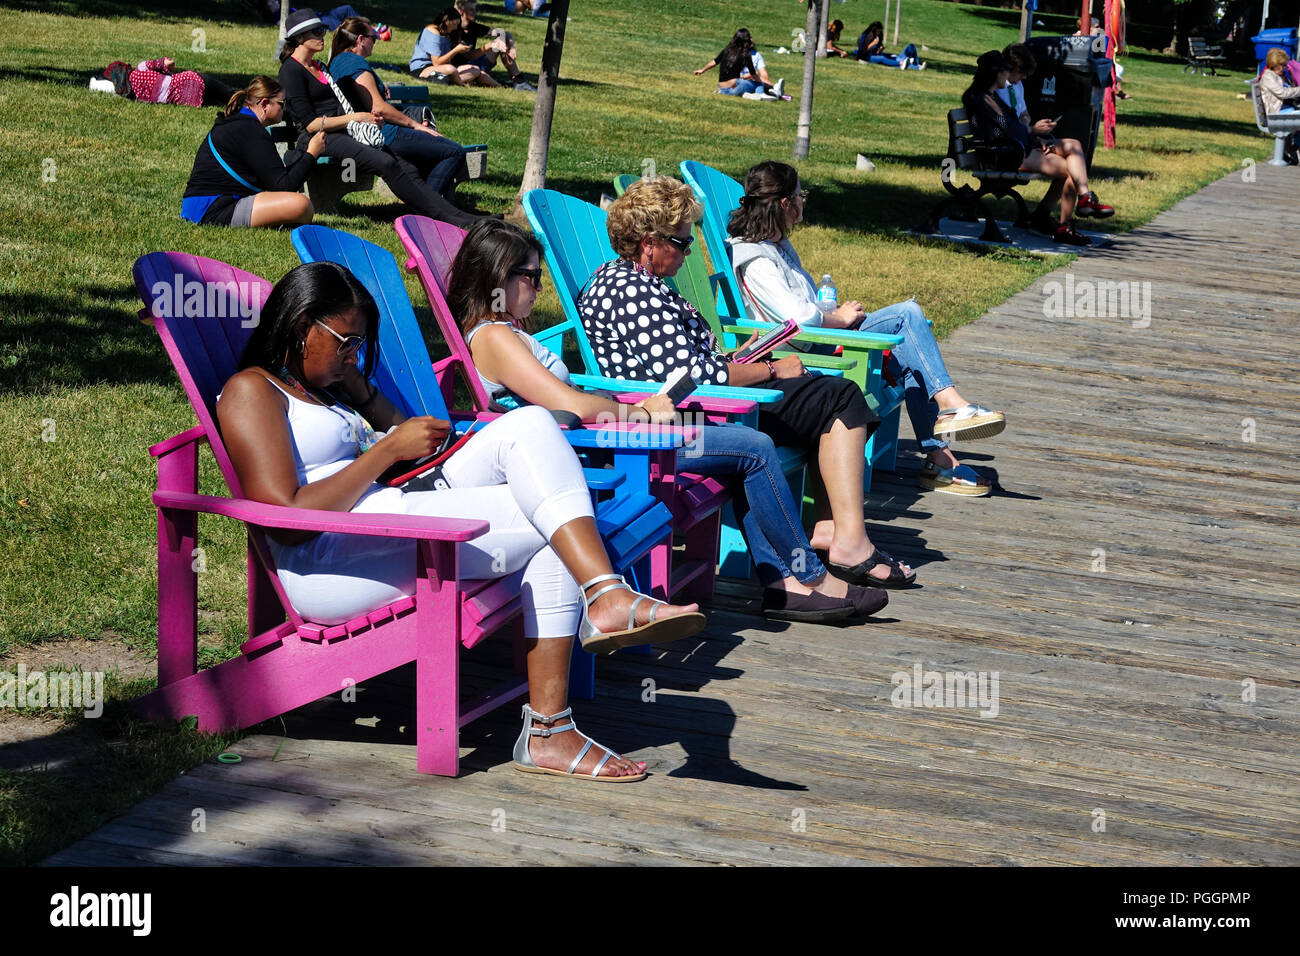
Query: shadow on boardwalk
44 167 1300 867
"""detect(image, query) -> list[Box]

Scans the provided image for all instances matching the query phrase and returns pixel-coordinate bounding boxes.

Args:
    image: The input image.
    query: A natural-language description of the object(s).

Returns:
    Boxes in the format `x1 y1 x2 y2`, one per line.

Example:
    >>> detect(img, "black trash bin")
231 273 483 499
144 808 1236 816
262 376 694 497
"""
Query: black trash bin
1023 35 1111 167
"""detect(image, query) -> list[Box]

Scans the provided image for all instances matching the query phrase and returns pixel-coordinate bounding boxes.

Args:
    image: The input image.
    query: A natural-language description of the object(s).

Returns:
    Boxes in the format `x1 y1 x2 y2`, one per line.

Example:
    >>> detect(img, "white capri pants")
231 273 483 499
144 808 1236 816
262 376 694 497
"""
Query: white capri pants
270 406 594 636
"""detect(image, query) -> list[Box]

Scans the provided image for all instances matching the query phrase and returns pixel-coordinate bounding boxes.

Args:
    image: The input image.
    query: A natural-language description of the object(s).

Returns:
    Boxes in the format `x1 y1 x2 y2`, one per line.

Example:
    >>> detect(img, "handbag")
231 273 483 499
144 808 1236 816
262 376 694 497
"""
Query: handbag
323 72 385 147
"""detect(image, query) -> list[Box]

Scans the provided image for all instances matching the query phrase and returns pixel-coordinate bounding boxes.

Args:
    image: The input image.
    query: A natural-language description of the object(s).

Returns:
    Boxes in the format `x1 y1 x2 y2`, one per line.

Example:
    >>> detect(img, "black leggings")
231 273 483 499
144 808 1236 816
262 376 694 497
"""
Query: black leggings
310 133 482 229
757 373 878 451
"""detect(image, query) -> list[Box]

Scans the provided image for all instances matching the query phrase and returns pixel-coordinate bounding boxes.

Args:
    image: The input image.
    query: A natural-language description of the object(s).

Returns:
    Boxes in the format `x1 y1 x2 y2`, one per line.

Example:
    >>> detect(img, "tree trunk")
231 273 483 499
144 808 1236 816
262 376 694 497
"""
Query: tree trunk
277 2 289 61
1019 0 1031 43
515 0 571 212
795 0 822 160
816 0 830 58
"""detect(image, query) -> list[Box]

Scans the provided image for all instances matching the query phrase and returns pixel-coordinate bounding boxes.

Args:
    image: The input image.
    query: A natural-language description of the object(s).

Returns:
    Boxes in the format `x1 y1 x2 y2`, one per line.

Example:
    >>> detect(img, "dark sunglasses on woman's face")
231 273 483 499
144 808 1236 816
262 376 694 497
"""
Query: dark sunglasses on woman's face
658 233 694 252
510 267 543 290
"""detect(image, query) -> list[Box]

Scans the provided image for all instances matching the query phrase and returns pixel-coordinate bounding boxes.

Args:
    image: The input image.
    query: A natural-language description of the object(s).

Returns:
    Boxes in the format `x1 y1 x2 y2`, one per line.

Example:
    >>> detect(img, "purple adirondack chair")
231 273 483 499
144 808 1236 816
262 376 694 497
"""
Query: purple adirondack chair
132 251 530 777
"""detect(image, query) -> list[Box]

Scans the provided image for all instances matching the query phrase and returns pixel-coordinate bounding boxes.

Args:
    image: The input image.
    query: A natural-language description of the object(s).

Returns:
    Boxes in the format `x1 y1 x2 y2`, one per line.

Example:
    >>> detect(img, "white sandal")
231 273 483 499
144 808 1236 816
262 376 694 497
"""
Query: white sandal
512 704 646 782
934 403 1006 442
577 573 706 655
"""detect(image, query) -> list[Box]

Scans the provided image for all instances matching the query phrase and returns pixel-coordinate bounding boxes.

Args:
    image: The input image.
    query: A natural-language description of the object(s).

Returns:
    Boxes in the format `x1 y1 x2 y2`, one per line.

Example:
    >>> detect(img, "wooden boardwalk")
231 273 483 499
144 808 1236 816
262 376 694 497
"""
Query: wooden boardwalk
47 167 1299 866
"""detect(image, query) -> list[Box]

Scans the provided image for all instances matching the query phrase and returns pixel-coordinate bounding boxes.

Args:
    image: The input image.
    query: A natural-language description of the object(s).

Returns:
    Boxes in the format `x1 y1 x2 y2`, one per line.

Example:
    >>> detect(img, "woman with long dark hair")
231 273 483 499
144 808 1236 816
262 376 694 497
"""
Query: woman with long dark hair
692 28 780 99
962 50 1111 245
181 76 324 228
448 219 887 623
277 8 486 227
854 20 924 70
727 161 1005 497
217 261 705 782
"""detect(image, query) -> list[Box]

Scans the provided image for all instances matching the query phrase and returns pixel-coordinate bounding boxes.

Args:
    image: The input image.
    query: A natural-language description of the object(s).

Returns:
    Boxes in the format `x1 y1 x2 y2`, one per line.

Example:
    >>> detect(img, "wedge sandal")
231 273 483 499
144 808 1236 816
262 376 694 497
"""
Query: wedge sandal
933 403 1006 442
919 461 992 497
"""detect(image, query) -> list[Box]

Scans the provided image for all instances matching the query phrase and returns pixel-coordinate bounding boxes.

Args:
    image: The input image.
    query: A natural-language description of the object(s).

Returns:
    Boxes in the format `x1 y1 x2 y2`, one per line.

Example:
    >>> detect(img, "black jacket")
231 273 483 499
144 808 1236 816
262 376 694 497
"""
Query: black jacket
183 110 315 198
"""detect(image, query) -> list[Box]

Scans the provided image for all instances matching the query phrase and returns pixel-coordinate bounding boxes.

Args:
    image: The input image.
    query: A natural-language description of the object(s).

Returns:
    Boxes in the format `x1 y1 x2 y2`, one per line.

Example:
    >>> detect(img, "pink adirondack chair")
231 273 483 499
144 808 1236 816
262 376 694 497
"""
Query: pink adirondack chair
133 251 531 777
393 215 746 600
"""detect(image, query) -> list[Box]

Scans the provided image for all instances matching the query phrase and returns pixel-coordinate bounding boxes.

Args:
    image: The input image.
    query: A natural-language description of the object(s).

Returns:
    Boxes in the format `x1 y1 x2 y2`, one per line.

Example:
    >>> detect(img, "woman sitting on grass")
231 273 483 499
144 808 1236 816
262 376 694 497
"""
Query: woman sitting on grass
726 161 1005 497
449 219 888 623
578 177 916 589
217 261 705 782
328 16 470 199
409 7 502 86
181 76 324 229
693 28 783 99
962 50 1112 246
854 21 924 70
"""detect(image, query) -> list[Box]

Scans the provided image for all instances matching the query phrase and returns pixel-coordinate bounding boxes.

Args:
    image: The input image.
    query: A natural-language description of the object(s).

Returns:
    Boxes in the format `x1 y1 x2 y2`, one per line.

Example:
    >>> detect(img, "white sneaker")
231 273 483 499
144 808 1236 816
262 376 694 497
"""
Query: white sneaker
772 77 785 98
917 61 927 71
742 91 764 100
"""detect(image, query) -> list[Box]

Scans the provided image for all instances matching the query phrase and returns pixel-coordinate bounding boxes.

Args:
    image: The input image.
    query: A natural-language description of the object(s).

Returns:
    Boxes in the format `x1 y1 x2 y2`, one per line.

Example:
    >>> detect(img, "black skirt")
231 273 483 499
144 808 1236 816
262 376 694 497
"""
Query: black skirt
757 373 878 451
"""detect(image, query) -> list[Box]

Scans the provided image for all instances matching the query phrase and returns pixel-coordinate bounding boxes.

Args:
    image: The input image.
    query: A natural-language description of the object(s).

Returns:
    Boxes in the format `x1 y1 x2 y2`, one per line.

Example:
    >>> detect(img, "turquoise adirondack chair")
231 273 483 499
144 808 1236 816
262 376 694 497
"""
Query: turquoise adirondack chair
290 224 701 698
520 188 825 563
680 160 908 483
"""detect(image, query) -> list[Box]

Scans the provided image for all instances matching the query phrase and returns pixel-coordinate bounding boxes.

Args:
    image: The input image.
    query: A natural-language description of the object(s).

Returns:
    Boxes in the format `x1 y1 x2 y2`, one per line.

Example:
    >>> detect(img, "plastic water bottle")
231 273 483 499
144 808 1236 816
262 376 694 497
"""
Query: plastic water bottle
817 274 838 313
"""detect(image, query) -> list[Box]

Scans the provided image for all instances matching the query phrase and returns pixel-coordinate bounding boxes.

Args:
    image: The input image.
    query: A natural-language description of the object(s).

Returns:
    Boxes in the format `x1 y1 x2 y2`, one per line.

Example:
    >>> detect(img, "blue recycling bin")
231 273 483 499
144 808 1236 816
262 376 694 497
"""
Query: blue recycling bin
1253 27 1298 74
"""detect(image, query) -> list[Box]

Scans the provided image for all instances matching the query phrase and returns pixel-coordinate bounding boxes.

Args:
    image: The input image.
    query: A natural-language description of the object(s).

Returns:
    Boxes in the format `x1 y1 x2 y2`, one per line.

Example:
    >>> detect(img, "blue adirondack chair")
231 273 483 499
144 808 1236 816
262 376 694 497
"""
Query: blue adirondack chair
680 160 908 485
290 225 700 698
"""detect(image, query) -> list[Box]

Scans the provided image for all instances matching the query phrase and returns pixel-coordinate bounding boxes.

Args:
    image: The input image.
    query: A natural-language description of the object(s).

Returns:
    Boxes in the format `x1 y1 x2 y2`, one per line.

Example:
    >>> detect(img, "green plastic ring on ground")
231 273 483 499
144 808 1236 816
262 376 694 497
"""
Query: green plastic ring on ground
216 752 243 764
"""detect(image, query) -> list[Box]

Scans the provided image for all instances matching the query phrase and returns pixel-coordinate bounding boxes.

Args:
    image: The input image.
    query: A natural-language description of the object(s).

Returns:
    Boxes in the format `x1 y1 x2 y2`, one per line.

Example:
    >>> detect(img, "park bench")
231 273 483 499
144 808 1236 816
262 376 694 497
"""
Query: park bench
1250 78 1300 165
1184 37 1226 76
269 84 487 213
922 107 1044 245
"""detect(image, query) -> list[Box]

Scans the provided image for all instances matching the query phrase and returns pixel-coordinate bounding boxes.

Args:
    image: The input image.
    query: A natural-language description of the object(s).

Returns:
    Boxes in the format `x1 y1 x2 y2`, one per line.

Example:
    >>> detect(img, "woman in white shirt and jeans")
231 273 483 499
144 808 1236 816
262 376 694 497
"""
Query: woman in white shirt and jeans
727 161 1007 496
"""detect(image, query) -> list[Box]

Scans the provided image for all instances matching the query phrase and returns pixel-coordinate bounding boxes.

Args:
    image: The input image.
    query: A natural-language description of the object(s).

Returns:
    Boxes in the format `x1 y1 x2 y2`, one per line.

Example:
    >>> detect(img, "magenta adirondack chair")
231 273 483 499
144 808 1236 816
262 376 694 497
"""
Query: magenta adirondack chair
392 215 753 583
132 251 531 777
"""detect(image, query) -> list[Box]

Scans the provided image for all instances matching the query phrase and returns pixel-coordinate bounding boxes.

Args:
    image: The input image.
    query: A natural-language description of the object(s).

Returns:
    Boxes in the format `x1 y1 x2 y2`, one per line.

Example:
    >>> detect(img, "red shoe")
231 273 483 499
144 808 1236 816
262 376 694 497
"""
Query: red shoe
1053 220 1092 246
1075 192 1114 218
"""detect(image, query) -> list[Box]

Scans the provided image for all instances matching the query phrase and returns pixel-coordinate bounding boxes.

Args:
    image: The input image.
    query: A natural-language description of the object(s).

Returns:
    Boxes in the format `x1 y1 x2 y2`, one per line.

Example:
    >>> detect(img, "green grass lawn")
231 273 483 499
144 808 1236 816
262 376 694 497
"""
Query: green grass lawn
0 0 1268 863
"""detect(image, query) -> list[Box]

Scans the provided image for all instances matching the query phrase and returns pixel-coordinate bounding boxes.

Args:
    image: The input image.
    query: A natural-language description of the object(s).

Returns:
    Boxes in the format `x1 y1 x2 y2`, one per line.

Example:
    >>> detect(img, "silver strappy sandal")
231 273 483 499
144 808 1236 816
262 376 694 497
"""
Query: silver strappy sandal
577 573 706 656
512 703 646 783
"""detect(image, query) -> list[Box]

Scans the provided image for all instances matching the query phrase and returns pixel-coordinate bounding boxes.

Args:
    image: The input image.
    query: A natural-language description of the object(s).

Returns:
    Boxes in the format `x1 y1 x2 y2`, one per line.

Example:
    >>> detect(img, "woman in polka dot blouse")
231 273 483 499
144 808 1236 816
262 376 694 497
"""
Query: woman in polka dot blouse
578 177 916 589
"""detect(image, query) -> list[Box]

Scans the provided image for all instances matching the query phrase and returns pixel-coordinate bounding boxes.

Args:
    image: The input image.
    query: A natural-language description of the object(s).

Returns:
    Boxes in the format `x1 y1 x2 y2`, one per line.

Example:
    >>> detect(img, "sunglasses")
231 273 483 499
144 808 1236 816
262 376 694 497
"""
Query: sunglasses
657 233 694 252
314 319 365 355
510 267 543 290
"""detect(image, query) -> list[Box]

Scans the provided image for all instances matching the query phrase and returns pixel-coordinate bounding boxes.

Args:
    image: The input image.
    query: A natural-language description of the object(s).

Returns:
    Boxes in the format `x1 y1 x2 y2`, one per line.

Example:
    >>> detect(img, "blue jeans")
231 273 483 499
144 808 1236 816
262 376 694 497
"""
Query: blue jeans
864 44 918 68
682 422 826 587
857 298 953 453
719 78 759 96
383 127 468 196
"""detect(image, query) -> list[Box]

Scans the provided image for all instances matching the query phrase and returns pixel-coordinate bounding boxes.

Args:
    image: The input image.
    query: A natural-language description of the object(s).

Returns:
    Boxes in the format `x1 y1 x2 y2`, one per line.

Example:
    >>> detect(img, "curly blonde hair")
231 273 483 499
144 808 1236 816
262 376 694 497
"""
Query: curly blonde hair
606 177 703 260
1266 48 1291 70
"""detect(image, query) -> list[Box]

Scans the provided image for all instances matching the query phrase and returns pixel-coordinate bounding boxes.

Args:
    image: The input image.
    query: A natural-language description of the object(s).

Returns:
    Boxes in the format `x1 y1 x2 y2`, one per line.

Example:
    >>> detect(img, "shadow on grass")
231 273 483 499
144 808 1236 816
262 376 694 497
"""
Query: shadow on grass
3 0 257 21
0 289 173 396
